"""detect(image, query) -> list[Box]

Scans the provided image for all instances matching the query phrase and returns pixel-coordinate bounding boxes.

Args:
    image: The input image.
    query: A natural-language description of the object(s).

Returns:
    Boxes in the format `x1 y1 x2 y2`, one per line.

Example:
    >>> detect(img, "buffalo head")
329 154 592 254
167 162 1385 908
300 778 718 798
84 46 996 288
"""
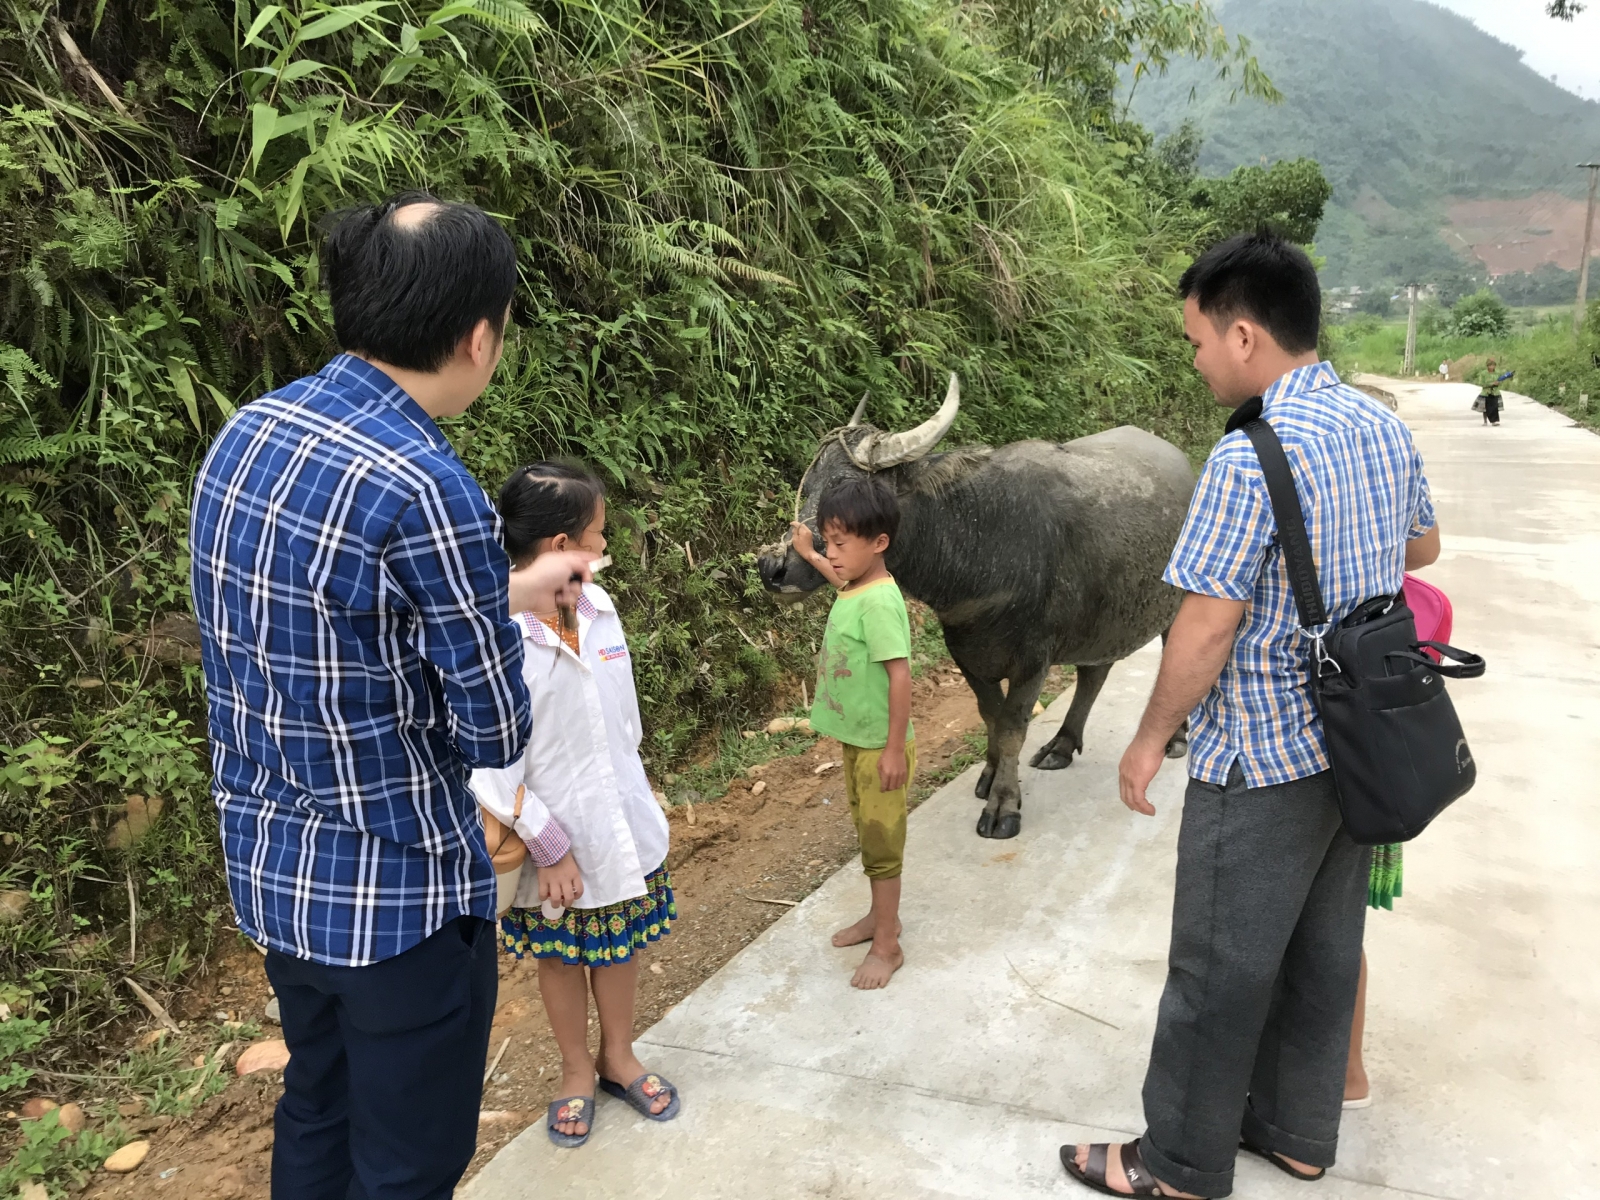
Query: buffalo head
756 373 960 597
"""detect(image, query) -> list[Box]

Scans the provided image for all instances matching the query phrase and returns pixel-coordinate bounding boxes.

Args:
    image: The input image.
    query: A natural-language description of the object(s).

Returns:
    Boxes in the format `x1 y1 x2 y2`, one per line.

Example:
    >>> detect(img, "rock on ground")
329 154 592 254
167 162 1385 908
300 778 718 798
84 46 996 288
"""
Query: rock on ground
234 1040 291 1077
103 1141 150 1173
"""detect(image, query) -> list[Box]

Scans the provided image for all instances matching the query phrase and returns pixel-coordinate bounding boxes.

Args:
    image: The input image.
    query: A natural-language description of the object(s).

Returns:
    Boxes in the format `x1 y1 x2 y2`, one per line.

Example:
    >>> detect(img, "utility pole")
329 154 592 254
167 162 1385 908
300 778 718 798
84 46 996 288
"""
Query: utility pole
1575 163 1600 336
1403 283 1419 375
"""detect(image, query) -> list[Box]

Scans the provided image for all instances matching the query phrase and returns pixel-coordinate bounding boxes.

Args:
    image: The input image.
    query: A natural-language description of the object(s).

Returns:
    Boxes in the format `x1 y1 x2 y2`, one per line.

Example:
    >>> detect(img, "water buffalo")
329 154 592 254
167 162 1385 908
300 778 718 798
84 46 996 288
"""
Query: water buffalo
757 375 1196 839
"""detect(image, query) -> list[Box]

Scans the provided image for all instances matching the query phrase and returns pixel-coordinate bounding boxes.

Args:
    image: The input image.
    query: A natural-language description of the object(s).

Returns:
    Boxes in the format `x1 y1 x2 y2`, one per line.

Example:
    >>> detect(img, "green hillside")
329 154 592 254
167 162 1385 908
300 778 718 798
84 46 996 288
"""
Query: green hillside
1129 0 1600 287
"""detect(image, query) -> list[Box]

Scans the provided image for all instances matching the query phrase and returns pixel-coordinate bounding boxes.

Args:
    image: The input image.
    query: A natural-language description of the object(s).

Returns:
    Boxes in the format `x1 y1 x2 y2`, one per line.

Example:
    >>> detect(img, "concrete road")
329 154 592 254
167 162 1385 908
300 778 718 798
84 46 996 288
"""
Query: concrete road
465 380 1600 1199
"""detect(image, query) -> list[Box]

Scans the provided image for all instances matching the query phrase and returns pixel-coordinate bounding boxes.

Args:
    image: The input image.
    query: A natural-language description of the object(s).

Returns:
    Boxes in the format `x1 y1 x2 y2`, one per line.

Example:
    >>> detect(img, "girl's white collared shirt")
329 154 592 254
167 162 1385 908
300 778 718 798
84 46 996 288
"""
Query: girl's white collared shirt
469 584 668 911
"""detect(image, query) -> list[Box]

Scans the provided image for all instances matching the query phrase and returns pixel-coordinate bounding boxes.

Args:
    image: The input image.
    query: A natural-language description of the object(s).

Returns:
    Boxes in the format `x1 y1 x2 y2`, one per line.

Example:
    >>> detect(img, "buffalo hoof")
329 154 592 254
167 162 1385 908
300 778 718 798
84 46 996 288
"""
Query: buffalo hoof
1030 748 1076 771
1028 735 1080 770
1164 735 1189 760
974 764 995 800
975 809 1022 839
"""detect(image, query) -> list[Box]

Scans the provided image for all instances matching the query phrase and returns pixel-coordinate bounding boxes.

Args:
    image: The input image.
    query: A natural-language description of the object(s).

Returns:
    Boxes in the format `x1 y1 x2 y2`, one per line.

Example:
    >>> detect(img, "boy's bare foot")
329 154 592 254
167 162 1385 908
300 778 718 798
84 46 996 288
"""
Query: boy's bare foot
551 1063 596 1136
850 943 904 989
832 914 901 948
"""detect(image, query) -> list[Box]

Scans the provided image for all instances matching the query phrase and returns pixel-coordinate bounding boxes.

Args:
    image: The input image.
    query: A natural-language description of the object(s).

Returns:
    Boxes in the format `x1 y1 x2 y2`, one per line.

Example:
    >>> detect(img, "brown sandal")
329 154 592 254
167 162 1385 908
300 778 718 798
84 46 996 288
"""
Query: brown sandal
1060 1139 1165 1196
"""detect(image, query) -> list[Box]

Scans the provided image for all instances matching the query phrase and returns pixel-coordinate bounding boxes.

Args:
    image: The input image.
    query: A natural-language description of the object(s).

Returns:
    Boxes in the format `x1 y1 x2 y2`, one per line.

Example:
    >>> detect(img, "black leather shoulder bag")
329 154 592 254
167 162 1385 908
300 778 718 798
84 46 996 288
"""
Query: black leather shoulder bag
1233 403 1486 844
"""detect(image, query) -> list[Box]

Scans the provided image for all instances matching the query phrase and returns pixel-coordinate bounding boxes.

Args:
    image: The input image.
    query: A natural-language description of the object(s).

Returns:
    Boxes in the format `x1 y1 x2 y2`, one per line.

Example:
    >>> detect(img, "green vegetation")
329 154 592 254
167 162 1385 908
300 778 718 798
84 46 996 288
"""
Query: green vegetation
0 0 1311 1080
1493 264 1583 309
114 1024 250 1115
910 730 988 808
1150 123 1331 245
1449 290 1512 339
1131 0 1600 288
0 1106 120 1195
0 1009 257 1193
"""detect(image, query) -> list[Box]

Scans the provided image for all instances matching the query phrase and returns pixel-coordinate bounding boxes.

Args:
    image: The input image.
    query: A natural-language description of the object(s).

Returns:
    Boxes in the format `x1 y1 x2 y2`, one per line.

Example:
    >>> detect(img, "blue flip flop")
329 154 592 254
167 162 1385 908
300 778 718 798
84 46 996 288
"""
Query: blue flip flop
599 1072 681 1122
546 1095 594 1148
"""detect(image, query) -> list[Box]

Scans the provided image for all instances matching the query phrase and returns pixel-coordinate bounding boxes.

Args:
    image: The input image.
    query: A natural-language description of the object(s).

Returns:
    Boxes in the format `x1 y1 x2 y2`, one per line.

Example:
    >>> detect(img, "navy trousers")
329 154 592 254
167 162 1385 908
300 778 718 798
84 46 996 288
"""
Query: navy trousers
265 915 498 1200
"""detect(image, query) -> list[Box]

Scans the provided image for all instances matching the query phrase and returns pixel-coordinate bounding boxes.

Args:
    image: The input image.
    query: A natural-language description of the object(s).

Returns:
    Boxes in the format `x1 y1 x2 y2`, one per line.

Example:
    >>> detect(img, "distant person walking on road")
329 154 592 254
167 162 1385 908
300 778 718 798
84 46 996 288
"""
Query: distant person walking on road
1474 357 1504 426
1063 232 1441 1198
790 477 915 990
474 460 680 1150
191 193 593 1200
1439 360 1450 382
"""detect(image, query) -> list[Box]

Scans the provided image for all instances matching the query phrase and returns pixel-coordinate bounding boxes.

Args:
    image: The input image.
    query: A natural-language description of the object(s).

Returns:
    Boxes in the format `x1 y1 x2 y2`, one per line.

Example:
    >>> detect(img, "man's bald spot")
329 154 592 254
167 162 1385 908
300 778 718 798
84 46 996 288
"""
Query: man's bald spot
391 201 444 230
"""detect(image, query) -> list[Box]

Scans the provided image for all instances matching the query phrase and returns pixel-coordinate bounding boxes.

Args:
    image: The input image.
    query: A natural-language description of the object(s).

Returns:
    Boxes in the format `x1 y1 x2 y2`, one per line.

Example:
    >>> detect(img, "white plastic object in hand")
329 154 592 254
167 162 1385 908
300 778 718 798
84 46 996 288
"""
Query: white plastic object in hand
541 898 566 921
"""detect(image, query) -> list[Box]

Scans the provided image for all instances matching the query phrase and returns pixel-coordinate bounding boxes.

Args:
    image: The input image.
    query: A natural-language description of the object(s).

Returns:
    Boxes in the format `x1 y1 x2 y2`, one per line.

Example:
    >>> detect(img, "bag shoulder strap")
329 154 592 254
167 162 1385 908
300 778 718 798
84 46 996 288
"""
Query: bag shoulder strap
1239 414 1329 630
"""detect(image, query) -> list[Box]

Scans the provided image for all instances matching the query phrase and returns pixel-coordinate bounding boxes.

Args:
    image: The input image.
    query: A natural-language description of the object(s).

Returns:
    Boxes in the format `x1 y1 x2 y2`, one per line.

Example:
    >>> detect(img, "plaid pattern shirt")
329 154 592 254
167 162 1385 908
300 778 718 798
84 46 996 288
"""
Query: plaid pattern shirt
190 355 530 967
1165 362 1436 788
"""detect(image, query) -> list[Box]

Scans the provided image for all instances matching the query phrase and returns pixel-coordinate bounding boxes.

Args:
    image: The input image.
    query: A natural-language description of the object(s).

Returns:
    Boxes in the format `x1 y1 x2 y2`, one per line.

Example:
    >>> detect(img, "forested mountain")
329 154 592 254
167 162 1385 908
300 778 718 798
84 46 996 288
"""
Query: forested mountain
1129 0 1600 287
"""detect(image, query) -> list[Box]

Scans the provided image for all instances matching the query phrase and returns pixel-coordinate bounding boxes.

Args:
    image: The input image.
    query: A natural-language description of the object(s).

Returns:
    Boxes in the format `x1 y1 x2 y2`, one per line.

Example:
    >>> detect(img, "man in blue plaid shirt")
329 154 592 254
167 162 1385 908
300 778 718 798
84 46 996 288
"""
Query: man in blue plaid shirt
191 194 592 1199
1064 234 1440 1199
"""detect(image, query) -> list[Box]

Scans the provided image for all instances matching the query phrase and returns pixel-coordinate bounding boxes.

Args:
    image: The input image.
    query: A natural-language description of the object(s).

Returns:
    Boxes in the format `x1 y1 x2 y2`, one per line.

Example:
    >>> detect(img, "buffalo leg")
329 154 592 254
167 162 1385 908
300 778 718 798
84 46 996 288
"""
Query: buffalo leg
1027 663 1112 771
965 674 1006 801
976 667 1048 840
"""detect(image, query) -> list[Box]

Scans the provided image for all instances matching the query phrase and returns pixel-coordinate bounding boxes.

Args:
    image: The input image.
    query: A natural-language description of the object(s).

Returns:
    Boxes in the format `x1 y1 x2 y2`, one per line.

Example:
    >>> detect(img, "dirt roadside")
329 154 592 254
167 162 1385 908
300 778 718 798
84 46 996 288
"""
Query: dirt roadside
70 663 1006 1199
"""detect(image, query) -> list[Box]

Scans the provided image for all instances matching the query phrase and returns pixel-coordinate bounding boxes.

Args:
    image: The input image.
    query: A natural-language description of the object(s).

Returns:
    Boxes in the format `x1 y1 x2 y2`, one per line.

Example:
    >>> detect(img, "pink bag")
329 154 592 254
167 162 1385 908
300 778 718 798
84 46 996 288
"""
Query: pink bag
1401 574 1453 658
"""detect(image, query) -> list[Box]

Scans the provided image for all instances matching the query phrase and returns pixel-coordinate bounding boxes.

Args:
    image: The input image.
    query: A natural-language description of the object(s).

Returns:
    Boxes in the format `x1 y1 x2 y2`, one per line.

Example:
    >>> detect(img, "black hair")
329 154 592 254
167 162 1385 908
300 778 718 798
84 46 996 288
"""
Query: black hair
498 460 606 565
817 475 900 544
323 190 518 372
1178 231 1321 354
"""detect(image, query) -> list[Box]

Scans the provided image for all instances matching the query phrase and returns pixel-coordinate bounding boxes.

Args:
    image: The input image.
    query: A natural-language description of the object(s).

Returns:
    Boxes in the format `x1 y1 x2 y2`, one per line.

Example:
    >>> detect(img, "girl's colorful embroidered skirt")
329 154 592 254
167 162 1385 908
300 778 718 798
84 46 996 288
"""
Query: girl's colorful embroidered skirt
1368 843 1403 910
499 865 675 966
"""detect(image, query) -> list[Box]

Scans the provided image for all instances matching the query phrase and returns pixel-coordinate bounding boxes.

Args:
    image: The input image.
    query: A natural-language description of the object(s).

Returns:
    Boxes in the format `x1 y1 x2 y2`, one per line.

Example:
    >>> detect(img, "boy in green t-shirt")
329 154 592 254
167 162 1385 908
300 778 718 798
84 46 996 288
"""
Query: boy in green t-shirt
790 476 914 989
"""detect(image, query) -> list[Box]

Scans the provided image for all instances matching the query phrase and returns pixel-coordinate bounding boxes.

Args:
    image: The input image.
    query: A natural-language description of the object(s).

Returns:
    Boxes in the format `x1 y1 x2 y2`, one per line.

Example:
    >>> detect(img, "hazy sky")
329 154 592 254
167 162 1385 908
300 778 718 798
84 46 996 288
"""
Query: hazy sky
1428 0 1600 97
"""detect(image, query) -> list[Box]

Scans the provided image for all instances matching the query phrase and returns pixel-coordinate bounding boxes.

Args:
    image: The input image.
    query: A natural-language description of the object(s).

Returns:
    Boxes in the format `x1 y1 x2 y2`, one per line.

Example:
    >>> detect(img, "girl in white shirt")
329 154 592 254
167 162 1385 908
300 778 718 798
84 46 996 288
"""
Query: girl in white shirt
470 461 677 1149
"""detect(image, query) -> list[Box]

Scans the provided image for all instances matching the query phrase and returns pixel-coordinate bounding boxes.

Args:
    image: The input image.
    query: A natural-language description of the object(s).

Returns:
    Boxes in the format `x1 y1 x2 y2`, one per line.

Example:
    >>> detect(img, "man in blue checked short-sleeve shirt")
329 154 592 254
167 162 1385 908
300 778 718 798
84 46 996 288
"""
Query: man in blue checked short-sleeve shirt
191 194 593 1200
1062 234 1441 1200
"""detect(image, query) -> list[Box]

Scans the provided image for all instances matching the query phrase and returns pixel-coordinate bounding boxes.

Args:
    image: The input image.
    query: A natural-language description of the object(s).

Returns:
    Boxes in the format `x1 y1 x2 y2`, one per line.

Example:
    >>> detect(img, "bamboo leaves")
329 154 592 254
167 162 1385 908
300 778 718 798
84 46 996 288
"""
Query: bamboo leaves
248 103 279 172
298 1 394 42
164 359 202 434
243 5 283 47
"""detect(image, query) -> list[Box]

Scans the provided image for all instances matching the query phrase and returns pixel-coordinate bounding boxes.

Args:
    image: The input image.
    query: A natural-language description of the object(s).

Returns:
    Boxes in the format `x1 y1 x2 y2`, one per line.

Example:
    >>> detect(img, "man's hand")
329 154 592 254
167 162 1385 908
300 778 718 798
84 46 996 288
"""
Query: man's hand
537 851 583 909
877 743 909 792
1115 593 1244 817
1119 734 1169 816
508 550 596 615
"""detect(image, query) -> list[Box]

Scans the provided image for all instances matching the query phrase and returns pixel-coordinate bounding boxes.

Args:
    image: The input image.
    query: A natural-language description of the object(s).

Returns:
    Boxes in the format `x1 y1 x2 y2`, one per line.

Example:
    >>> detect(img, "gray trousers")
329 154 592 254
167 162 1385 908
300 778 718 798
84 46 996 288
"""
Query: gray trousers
1139 765 1371 1198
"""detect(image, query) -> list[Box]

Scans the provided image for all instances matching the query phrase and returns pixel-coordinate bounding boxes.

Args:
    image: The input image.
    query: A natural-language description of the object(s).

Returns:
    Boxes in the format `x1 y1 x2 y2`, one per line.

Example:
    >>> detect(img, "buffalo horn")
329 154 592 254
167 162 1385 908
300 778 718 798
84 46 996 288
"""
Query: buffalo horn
853 372 960 468
847 392 870 427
